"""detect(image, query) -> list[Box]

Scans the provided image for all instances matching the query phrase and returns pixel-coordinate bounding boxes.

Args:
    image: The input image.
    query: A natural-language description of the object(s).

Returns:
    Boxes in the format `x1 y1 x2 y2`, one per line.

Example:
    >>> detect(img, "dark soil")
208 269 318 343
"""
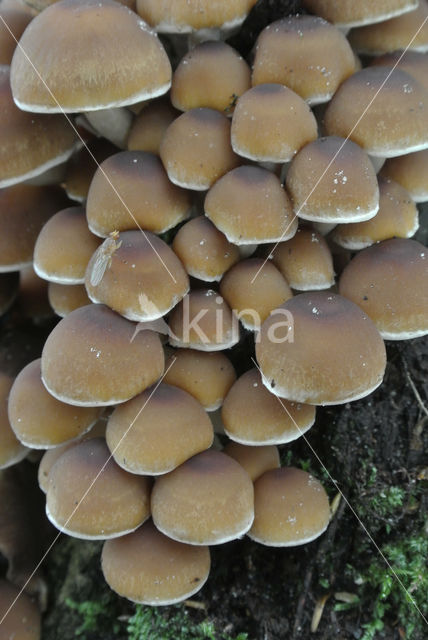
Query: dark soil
1 1 427 639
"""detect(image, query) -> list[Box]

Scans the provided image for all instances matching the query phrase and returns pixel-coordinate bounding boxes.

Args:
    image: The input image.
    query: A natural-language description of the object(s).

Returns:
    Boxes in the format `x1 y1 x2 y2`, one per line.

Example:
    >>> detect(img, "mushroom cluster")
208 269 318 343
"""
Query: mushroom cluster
0 0 428 632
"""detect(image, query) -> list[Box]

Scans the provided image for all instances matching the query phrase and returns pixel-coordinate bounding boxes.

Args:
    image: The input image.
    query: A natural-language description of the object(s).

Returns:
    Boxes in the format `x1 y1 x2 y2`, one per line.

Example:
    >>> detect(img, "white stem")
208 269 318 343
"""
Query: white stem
84 107 133 149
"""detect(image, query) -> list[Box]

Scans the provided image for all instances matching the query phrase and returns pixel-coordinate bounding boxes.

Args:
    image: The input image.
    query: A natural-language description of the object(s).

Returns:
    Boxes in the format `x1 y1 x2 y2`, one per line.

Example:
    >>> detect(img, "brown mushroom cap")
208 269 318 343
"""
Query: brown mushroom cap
223 442 280 482
231 84 318 162
159 108 240 190
339 238 428 340
171 41 251 115
85 230 189 322
8 359 101 449
86 151 191 237
41 303 164 406
220 258 293 331
370 50 428 90
302 0 418 28
380 149 428 202
0 66 78 188
48 283 91 317
151 449 254 545
11 0 172 112
332 176 419 249
168 289 240 351
106 383 213 475
0 372 28 469
46 437 151 539
0 185 67 273
205 165 297 245
270 228 335 291
0 578 41 640
252 15 356 104
256 292 387 405
349 1 428 54
0 7 33 66
34 206 100 284
127 99 178 154
286 137 379 223
248 467 330 546
136 0 257 33
102 520 210 605
172 216 240 282
324 68 428 157
163 349 236 411
222 368 316 445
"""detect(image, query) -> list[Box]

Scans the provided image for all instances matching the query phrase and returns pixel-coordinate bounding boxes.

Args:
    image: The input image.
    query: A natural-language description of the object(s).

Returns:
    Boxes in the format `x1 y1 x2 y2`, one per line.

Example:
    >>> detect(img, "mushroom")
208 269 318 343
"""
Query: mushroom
223 441 280 482
151 449 254 545
256 292 387 405
101 520 210 605
248 467 330 546
47 283 91 317
46 437 151 539
127 98 178 154
302 0 418 29
222 368 316 445
41 303 164 406
0 578 41 639
0 5 32 66
106 382 213 475
380 150 428 202
0 371 28 469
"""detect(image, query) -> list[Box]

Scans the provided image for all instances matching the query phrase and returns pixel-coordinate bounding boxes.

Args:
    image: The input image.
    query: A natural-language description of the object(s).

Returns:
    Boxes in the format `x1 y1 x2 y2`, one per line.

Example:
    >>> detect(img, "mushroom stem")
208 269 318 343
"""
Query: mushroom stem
369 155 386 173
84 107 133 149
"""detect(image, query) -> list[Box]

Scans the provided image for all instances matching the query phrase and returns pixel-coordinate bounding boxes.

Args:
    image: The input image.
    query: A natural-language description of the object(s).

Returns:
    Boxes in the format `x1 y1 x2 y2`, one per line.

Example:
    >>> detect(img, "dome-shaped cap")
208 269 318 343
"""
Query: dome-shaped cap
302 0 418 28
11 0 172 112
256 292 387 405
151 449 254 545
172 217 240 283
222 369 316 445
0 185 67 273
0 66 78 188
41 304 164 406
0 578 41 640
168 290 240 351
48 283 91 317
86 151 191 237
160 108 240 190
34 207 100 284
106 383 213 475
102 520 210 605
380 149 428 202
0 7 33 66
286 137 379 223
339 238 428 340
271 228 335 291
231 84 317 162
136 0 257 33
248 467 330 546
220 259 293 331
252 15 356 104
0 372 28 469
223 442 280 482
349 2 428 54
370 50 428 90
205 166 297 245
46 438 151 539
85 230 189 322
171 41 250 114
164 348 236 412
8 359 101 449
63 138 118 204
324 67 428 157
127 99 178 154
332 177 419 250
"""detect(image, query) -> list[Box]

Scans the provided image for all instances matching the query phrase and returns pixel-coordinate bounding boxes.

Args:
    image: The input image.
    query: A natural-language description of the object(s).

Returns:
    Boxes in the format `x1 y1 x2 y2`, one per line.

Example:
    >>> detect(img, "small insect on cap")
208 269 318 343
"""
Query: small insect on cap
85 230 189 322
102 520 211 605
41 303 165 406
